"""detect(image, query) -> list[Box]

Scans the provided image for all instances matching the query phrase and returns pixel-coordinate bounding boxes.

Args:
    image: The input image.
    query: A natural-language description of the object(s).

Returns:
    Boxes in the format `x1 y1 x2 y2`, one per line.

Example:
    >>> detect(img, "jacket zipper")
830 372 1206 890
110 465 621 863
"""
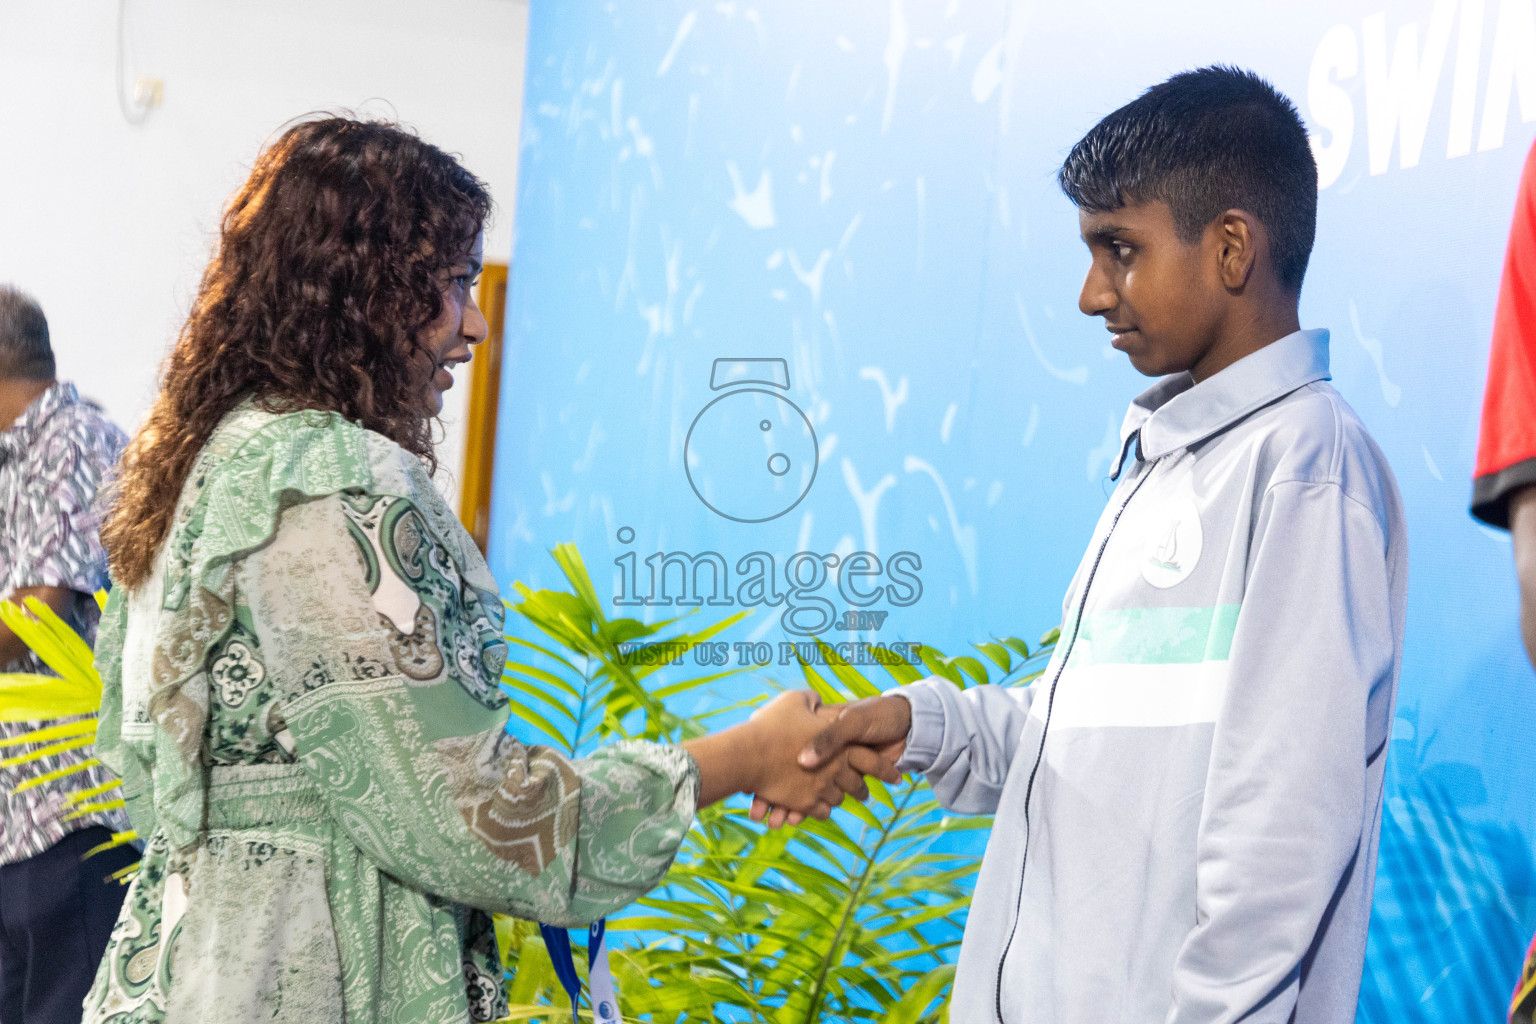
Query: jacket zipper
992 447 1163 1023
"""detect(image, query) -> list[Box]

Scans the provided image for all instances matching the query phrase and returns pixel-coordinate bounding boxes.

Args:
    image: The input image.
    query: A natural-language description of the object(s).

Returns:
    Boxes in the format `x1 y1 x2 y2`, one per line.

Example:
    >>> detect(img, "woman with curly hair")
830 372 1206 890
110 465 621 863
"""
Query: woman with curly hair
83 117 890 1024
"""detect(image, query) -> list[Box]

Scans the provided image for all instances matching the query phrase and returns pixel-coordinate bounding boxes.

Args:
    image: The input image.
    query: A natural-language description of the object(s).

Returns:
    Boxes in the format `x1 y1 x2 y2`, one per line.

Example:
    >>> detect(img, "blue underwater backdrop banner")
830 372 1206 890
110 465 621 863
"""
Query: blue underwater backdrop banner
490 0 1536 1017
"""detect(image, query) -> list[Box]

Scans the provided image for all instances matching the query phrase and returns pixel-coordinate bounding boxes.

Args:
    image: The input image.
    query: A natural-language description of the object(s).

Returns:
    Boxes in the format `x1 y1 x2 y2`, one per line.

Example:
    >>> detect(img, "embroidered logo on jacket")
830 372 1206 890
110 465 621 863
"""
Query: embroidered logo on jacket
1141 497 1203 588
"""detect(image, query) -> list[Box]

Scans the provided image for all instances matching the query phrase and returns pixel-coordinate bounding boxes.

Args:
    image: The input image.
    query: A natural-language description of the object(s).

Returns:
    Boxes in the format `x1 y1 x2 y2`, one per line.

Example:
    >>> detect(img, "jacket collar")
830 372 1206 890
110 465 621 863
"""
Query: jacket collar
0 381 76 464
1112 329 1331 478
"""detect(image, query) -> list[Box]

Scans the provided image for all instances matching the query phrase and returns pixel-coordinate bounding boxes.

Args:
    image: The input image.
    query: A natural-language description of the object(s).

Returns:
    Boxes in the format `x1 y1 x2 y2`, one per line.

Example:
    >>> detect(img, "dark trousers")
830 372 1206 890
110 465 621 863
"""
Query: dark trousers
0 826 138 1024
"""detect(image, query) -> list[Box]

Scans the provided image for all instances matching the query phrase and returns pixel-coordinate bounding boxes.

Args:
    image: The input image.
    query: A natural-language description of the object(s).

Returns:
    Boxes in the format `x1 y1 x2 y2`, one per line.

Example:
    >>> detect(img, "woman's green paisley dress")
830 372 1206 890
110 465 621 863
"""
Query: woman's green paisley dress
83 405 699 1024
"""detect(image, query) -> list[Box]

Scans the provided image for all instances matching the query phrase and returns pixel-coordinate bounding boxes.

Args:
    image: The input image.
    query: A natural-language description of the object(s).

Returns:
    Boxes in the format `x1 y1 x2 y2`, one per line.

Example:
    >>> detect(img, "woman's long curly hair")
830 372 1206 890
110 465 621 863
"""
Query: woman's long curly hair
104 117 491 590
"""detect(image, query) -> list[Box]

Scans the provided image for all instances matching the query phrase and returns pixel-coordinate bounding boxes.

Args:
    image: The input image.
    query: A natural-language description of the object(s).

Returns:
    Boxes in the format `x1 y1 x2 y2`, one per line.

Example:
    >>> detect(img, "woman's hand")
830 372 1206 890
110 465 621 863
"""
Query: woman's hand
746 691 901 819
682 690 900 822
750 694 913 828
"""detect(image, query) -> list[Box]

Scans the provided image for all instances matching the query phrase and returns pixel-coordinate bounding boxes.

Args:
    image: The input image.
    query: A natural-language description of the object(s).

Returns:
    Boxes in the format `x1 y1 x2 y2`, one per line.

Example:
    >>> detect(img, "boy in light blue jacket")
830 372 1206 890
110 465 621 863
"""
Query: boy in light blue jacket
794 66 1407 1023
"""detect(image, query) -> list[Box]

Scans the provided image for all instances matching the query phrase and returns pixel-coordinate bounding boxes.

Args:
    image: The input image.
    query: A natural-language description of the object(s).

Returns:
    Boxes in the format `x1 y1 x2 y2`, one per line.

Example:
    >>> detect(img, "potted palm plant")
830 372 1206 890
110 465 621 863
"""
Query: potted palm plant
0 551 1057 1023
494 544 1055 1023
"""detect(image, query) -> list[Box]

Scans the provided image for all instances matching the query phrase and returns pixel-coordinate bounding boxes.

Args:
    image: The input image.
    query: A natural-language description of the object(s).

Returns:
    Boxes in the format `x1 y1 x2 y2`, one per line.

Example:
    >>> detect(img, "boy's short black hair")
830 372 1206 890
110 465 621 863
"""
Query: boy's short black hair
1059 65 1318 292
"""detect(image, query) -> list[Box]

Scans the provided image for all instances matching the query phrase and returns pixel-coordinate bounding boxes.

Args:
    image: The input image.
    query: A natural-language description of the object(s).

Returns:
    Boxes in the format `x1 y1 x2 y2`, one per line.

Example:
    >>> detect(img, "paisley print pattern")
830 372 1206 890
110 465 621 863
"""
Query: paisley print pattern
386 602 446 681
435 731 583 876
85 405 701 1024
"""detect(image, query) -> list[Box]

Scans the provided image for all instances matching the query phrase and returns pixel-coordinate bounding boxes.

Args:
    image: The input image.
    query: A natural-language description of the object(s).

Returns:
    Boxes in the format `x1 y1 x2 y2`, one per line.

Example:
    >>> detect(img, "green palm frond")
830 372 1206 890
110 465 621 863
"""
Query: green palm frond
9 756 106 793
0 734 96 767
0 672 100 721
63 797 128 821
506 542 753 753
63 778 123 805
495 546 1055 1023
0 593 138 877
0 596 105 692
85 829 140 859
0 717 98 746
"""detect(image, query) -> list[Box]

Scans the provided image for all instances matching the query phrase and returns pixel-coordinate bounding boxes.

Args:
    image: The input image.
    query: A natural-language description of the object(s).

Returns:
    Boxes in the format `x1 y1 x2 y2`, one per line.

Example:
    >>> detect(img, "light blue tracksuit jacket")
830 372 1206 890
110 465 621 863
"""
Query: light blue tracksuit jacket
894 329 1408 1024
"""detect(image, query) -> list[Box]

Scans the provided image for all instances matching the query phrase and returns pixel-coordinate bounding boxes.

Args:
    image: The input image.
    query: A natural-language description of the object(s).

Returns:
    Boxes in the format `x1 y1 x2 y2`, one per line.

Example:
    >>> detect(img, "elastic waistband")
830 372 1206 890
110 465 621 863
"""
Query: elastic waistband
205 762 326 832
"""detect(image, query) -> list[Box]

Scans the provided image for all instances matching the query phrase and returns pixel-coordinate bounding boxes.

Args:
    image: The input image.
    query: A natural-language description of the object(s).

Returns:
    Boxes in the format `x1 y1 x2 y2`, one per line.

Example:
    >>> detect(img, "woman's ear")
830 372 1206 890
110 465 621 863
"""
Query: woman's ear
1216 210 1261 291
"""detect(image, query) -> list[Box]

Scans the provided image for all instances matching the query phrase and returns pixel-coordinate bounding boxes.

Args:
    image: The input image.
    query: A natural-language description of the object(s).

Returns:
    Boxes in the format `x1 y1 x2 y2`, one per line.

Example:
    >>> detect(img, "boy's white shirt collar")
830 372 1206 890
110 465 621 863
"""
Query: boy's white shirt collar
1117 328 1332 467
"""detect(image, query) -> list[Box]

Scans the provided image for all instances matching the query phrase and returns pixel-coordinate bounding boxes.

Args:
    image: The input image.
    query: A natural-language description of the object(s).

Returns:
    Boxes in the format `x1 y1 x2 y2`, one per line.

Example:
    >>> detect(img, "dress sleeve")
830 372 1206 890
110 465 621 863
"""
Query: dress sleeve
93 589 157 841
251 492 698 925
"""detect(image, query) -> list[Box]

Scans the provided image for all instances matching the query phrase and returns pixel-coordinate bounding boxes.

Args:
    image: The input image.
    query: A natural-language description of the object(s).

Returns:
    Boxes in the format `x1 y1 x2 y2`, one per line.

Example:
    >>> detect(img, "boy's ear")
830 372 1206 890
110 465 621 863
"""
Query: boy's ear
1214 210 1262 291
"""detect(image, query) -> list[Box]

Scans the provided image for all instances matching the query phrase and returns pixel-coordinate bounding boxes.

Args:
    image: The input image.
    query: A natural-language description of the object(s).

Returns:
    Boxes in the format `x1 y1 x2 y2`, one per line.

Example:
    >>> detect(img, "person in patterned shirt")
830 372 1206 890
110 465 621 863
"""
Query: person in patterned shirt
0 286 138 1024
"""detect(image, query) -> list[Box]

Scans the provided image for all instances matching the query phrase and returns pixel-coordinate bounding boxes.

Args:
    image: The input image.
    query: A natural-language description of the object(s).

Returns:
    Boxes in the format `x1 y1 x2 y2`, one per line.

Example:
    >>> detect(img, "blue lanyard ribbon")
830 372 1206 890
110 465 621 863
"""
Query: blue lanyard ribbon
539 919 620 1022
539 922 582 1019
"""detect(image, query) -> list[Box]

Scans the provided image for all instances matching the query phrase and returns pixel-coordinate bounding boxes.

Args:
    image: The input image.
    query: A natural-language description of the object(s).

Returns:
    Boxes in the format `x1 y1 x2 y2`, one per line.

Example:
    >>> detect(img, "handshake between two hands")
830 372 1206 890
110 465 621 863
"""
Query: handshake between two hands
735 690 915 829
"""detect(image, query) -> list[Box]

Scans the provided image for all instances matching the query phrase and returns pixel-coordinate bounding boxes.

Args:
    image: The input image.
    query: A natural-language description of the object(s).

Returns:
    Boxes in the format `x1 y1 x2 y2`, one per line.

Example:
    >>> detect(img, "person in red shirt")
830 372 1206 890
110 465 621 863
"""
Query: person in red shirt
1472 142 1536 1024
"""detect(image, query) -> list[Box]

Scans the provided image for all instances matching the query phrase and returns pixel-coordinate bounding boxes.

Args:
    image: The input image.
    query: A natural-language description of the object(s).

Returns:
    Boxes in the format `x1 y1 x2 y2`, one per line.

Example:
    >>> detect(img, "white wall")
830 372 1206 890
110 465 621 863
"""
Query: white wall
0 0 529 506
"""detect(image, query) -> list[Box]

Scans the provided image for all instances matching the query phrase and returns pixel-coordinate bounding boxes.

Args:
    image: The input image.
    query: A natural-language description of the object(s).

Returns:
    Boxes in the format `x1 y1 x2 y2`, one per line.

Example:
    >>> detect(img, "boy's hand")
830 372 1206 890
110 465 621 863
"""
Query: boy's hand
798 694 913 771
742 691 889 820
748 694 910 829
